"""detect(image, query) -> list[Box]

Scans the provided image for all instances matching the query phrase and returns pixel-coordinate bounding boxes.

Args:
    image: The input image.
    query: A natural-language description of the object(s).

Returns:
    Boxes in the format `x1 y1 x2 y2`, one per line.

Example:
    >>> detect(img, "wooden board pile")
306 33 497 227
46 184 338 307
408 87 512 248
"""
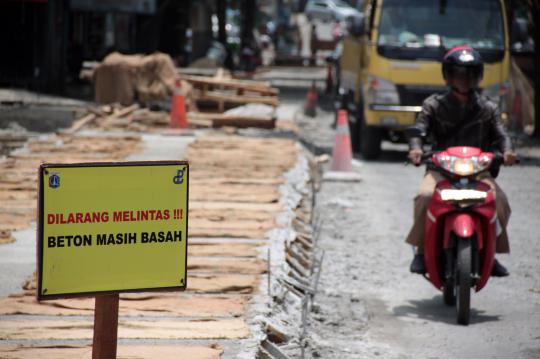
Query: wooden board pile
63 104 168 134
184 71 279 129
183 73 279 112
0 134 141 244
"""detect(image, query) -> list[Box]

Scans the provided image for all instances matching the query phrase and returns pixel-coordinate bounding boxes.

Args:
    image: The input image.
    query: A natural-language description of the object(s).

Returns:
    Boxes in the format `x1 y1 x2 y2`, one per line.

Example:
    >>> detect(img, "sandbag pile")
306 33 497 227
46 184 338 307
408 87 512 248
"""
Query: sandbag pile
93 52 177 105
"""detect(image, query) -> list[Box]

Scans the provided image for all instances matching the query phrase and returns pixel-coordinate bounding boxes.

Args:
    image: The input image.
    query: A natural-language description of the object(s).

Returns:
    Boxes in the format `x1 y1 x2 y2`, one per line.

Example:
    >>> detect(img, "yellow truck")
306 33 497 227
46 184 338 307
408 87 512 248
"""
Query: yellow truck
339 0 511 159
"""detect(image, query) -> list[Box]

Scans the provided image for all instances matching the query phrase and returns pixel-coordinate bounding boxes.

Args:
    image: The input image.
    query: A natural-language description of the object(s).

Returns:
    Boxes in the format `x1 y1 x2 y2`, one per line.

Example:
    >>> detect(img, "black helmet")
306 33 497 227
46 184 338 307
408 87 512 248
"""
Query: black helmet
442 45 484 86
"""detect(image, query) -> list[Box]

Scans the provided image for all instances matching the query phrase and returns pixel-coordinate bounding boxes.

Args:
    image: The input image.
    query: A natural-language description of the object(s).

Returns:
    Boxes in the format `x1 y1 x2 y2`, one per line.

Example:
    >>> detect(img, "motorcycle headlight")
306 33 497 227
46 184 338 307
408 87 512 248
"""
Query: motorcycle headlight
434 153 493 176
453 158 475 176
367 75 400 105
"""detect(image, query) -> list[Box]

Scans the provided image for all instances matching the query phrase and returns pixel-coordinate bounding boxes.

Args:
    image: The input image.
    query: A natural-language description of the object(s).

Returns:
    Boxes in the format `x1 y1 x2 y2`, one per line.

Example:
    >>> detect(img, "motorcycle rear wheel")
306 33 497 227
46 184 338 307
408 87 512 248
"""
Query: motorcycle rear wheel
456 238 472 325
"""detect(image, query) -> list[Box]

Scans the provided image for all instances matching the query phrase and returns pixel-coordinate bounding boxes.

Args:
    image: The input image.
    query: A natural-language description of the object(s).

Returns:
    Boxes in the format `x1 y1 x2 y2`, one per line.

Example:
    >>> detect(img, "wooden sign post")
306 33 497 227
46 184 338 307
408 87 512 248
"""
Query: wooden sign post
92 294 119 359
36 161 189 357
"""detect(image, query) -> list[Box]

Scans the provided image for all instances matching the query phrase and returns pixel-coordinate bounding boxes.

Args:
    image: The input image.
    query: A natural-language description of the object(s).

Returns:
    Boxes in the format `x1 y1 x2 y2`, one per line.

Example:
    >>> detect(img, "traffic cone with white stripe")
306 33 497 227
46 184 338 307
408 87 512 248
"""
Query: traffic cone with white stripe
330 110 352 171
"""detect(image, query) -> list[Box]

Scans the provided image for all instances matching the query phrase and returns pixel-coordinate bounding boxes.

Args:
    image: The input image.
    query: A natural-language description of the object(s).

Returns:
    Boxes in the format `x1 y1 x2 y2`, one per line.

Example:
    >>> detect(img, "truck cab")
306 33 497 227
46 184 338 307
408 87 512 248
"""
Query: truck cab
340 0 510 159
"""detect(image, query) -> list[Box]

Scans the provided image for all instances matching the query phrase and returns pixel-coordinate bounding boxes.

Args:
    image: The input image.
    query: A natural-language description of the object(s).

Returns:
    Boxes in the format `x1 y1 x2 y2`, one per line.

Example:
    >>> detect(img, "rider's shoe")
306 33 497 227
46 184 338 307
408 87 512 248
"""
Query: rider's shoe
410 254 426 274
491 259 509 277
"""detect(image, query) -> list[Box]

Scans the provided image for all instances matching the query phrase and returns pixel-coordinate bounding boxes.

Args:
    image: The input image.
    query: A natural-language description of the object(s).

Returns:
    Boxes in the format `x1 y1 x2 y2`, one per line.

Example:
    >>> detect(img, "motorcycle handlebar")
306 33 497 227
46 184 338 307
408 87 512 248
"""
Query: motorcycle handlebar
406 151 520 171
405 151 433 167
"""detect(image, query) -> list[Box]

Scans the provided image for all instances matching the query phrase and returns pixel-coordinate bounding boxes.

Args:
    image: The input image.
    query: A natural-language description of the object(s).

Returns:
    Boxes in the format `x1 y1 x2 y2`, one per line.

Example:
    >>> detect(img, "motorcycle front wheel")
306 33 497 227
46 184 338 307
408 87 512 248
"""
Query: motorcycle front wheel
456 238 472 325
443 278 456 306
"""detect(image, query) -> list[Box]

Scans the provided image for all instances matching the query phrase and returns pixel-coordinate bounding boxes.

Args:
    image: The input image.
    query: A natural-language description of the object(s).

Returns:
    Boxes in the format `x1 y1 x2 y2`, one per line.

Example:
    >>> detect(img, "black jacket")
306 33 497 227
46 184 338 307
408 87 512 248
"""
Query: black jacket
409 91 513 153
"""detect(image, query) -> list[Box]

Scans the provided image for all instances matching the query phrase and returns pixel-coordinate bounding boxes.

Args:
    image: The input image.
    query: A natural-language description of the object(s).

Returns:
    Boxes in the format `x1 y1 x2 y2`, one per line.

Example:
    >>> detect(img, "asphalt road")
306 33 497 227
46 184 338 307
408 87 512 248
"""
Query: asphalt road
297 108 540 358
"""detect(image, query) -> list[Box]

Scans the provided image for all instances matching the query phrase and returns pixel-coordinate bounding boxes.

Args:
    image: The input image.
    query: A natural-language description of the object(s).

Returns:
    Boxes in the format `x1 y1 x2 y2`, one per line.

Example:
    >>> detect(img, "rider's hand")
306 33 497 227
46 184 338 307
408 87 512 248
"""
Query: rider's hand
503 151 517 166
408 148 424 166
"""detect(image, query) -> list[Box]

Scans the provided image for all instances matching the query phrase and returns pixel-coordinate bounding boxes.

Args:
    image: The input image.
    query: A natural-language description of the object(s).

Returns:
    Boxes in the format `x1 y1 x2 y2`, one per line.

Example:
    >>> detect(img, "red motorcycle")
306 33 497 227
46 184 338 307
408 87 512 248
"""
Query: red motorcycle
420 146 504 325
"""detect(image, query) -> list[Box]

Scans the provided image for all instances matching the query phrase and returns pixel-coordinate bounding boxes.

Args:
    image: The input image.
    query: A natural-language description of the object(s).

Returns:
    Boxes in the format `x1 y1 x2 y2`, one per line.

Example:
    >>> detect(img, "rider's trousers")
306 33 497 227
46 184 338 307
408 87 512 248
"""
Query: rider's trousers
406 170 511 254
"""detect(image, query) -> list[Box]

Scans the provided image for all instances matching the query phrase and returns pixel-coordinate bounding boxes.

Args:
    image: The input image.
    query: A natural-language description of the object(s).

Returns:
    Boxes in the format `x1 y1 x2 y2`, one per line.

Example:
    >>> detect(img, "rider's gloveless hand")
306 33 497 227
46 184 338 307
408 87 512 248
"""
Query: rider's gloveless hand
503 151 517 166
408 149 423 165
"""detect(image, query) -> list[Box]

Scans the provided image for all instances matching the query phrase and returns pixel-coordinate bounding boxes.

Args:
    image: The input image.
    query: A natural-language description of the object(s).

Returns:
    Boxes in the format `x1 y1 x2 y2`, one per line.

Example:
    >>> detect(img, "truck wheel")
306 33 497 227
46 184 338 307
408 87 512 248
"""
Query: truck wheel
360 122 382 159
456 238 472 325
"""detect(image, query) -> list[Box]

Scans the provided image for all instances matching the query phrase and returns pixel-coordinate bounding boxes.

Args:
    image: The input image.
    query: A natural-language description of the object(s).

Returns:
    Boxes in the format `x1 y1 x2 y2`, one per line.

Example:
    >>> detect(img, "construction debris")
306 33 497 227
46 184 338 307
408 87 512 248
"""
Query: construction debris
181 72 279 126
79 56 280 131
66 73 279 132
63 104 277 133
0 64 311 358
189 108 276 129
256 151 324 359
183 73 279 112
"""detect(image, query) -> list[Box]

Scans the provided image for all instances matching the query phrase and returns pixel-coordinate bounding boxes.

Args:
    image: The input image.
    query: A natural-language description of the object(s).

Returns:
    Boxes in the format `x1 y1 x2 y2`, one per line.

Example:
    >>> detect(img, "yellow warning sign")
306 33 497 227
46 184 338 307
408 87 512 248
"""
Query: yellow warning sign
37 161 188 300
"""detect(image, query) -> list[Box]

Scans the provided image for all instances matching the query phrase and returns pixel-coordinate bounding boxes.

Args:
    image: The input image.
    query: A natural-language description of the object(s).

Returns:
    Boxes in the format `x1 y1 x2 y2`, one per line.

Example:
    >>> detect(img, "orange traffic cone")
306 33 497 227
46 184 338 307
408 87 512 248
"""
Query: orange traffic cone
170 78 187 129
330 110 353 171
304 82 318 117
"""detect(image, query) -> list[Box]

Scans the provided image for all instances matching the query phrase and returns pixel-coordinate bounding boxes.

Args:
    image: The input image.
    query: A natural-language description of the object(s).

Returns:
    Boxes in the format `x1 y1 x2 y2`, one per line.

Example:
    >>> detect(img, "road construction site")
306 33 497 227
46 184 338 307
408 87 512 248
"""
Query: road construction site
0 67 327 359
1 66 540 359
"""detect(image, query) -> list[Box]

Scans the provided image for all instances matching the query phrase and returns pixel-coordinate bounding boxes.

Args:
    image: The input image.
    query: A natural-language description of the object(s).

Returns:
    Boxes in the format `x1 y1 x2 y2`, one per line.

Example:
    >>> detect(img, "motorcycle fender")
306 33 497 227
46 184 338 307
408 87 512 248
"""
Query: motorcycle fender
444 213 476 247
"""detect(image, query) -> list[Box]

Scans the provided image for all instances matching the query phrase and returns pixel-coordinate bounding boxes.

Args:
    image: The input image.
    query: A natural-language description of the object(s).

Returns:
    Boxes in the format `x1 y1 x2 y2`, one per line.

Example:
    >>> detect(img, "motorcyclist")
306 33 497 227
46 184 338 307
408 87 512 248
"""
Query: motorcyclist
407 45 517 277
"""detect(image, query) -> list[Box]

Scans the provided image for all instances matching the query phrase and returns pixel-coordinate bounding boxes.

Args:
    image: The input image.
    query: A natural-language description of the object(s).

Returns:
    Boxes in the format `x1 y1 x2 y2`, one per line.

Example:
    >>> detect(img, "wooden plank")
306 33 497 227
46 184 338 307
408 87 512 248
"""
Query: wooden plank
99 104 139 129
0 318 250 340
182 75 279 96
211 116 275 129
189 114 274 128
198 92 279 107
0 345 223 359
187 117 212 128
63 113 96 134
189 112 275 129
266 323 291 344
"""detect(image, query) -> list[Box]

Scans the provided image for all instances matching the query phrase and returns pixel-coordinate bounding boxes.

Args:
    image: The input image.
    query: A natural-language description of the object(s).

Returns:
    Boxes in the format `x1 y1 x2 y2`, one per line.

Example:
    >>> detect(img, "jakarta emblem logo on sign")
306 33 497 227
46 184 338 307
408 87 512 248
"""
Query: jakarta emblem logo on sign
37 161 189 300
